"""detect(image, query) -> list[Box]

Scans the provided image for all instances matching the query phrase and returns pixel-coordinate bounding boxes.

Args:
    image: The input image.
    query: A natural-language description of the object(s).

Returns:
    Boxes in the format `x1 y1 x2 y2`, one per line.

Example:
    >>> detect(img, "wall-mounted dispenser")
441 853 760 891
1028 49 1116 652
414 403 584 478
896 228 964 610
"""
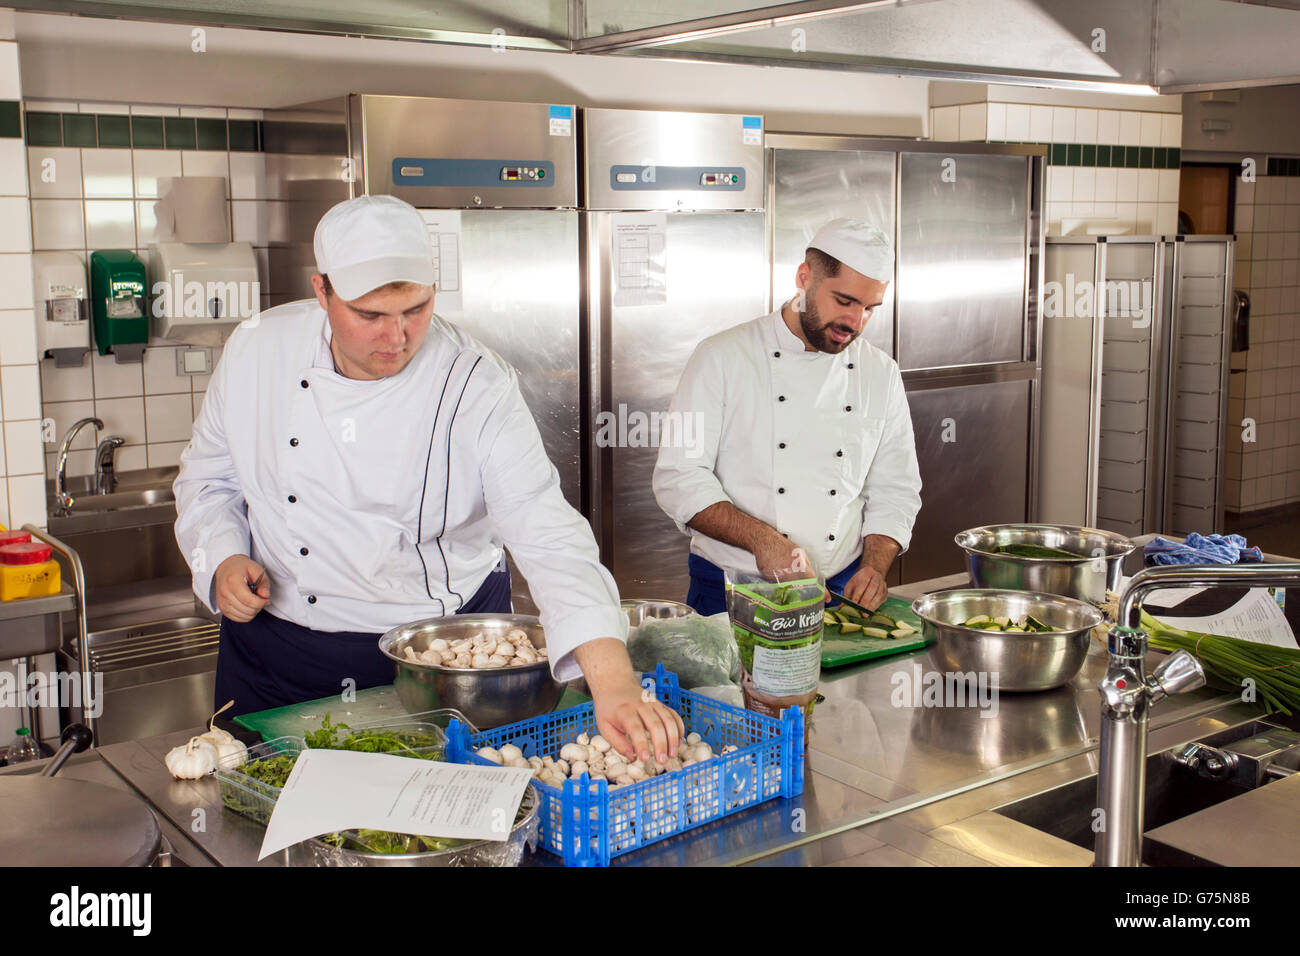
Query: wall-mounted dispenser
89 250 148 363
149 241 259 346
33 252 90 367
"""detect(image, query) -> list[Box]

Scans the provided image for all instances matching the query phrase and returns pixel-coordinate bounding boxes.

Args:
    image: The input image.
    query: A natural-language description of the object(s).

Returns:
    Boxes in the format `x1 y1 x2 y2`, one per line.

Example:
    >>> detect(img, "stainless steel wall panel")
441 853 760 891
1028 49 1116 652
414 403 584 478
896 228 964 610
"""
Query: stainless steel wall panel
897 152 1028 370
900 379 1032 583
584 108 765 212
593 211 768 600
769 148 896 356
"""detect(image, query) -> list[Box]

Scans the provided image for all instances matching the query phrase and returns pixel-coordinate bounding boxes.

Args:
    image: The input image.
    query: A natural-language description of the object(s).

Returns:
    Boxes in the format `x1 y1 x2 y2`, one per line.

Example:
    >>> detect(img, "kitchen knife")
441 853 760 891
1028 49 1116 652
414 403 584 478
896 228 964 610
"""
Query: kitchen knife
827 589 878 616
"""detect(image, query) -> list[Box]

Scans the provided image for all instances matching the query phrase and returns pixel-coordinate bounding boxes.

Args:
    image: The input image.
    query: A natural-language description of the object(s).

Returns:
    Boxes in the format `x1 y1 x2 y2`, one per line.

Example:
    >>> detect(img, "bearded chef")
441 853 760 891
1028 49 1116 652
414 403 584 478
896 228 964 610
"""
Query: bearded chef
653 218 922 614
175 195 681 764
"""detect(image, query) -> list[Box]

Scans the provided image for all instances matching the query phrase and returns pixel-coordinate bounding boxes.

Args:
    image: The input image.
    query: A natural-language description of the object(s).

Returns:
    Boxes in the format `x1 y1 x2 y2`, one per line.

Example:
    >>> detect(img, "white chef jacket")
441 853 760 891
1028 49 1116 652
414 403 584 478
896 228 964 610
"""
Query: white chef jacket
652 308 922 578
174 298 626 681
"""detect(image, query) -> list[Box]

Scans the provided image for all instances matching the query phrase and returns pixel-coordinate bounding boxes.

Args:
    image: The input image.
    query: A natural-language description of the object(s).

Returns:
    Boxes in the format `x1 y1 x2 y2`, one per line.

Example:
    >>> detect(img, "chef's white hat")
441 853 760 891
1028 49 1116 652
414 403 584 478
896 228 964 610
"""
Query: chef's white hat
807 218 894 282
314 195 436 300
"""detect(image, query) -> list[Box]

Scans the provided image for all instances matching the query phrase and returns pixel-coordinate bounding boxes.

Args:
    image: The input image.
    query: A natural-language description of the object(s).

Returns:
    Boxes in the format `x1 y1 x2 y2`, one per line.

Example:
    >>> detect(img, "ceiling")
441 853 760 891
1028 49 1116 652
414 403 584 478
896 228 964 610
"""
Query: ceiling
9 0 1300 92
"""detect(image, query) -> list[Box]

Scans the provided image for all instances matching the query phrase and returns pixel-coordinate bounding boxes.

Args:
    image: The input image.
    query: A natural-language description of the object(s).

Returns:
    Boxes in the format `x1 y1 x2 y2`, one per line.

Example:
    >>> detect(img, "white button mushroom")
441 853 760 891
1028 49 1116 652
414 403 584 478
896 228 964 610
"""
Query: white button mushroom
570 760 589 778
476 746 503 765
590 734 612 753
559 743 587 763
576 732 591 746
499 744 523 764
471 652 492 668
487 654 510 667
686 732 701 745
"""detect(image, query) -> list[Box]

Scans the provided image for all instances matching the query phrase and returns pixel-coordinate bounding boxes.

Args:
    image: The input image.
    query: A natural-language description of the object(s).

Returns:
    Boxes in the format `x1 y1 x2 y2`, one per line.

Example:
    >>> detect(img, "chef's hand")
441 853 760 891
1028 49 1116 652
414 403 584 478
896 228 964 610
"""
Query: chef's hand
575 639 684 764
754 529 810 581
214 554 270 622
842 564 888 612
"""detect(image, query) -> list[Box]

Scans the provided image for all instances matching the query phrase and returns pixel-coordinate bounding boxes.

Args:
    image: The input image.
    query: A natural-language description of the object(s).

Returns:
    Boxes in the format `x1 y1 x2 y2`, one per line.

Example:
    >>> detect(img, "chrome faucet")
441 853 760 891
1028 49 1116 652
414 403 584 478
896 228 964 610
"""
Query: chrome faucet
95 436 125 495
55 417 103 515
1096 561 1300 866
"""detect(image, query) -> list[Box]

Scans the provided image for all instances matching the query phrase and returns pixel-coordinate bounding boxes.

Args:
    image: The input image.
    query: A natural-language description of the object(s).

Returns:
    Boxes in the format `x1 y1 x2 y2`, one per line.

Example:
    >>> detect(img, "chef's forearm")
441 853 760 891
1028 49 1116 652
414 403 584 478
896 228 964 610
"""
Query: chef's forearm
863 534 901 577
687 501 780 557
574 638 639 697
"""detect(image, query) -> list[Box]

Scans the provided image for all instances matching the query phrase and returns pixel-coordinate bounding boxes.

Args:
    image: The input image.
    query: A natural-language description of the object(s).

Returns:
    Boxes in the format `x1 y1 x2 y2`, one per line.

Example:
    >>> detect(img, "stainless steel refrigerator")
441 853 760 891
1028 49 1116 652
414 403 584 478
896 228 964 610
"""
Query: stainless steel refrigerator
582 108 768 601
1040 234 1235 536
265 95 583 611
767 136 1046 583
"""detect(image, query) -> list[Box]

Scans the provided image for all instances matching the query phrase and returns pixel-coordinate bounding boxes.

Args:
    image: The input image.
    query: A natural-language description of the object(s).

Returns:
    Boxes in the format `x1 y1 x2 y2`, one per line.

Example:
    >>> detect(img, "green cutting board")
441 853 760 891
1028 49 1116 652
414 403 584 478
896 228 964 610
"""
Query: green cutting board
820 595 932 668
234 683 591 742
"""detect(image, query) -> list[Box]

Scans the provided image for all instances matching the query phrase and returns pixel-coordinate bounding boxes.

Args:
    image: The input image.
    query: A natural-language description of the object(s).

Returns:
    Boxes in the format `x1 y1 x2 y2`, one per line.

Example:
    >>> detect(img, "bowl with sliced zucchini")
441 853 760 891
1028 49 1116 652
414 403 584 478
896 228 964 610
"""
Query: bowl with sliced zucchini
910 589 1104 692
955 524 1135 604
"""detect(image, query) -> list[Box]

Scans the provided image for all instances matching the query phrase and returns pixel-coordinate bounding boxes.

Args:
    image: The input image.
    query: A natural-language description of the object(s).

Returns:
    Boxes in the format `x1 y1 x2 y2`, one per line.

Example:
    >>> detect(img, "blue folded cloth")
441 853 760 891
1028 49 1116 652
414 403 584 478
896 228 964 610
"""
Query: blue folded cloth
1144 532 1263 566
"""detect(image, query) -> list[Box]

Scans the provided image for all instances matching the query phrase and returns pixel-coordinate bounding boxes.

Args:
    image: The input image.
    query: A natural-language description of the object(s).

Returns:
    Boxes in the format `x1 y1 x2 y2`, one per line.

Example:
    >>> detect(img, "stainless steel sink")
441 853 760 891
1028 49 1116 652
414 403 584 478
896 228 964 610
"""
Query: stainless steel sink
992 718 1299 863
56 487 176 513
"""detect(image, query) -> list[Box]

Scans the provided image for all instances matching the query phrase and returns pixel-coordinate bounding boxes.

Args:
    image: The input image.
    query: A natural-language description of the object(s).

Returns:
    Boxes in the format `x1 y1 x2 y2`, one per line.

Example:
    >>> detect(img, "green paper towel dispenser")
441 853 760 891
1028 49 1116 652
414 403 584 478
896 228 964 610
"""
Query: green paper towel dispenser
90 250 148 357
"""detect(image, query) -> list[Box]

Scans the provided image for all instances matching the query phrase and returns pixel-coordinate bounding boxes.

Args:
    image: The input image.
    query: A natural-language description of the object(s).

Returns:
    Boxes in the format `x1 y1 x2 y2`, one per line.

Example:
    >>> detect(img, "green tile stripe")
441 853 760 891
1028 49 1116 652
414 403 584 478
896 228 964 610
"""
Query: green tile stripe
991 141 1180 169
20 109 264 150
1266 156 1300 177
0 100 20 139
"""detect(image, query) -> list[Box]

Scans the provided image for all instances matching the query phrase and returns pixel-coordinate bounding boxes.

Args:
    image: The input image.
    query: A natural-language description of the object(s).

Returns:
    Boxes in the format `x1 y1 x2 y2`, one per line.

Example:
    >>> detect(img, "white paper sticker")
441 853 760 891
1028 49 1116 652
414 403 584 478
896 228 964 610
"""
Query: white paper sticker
751 639 822 696
418 209 463 313
612 212 668 307
257 748 535 860
549 117 571 136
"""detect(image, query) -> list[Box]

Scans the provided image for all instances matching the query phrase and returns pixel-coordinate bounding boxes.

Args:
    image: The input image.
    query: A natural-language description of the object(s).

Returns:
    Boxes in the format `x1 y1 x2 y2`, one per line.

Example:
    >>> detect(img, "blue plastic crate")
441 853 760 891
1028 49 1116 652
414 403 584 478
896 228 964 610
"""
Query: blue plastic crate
444 665 804 866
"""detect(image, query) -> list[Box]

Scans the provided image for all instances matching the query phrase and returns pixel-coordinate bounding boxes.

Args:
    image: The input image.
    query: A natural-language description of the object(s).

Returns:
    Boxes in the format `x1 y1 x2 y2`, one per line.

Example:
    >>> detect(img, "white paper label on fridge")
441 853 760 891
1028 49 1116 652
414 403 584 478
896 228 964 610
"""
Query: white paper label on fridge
612 212 668 308
258 748 535 859
418 209 463 313
742 115 763 146
549 105 573 137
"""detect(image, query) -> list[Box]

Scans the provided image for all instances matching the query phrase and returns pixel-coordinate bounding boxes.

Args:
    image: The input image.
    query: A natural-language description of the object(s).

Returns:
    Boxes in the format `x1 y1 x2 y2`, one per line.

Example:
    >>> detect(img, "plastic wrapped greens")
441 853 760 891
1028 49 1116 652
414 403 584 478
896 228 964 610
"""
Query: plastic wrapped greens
626 612 741 689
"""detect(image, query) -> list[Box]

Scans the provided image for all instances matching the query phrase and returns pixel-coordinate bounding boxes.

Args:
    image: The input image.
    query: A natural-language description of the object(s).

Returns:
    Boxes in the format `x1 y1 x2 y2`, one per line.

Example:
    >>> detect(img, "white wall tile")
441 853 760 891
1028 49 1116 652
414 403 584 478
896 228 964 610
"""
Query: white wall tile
958 103 987 141
79 102 130 115
116 444 147 472
0 11 15 42
1094 168 1118 204
1 364 41 420
0 309 38 366
1073 167 1096 202
1157 169 1180 204
1029 105 1053 142
27 99 77 113
84 200 136 249
180 150 229 179
1004 103 1029 141
1048 168 1073 204
45 448 91 480
81 148 134 198
4 418 44 475
227 109 263 120
132 150 182 199
26 147 81 199
91 350 143 399
986 103 1006 141
94 395 145 444
931 106 959 141
0 196 30 252
0 41 19 100
231 200 268 245
1115 169 1139 203
1160 113 1182 148
1133 204 1156 235
1138 112 1161 147
1156 202 1179 235
0 140 28 198
1097 110 1120 144
1287 178 1300 203
41 399 96 452
1237 180 1255 206
0 478 8 527
228 152 267 200
0 254 33 309
1051 106 1075 143
142 345 190 394
129 105 179 117
144 392 193 443
1073 109 1098 144
146 439 189 468
266 201 289 244
135 200 159 246
7 474 46 529
1136 169 1160 203
179 107 226 119
1118 111 1142 145
1236 205 1253 233
29 198 83 251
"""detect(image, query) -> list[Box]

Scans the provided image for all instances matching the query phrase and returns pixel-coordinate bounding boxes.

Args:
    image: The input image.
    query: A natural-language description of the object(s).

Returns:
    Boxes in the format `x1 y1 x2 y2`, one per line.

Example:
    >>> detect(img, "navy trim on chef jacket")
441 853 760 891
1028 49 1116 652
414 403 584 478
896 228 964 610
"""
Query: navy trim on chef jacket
214 560 512 717
685 552 862 617
434 354 482 608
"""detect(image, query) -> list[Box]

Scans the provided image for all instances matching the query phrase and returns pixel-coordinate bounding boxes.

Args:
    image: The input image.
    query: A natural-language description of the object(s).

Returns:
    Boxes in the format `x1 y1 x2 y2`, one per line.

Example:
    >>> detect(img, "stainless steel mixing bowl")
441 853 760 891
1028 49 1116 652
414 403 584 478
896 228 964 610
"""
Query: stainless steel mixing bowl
621 598 694 628
378 614 563 729
955 523 1136 604
911 588 1104 692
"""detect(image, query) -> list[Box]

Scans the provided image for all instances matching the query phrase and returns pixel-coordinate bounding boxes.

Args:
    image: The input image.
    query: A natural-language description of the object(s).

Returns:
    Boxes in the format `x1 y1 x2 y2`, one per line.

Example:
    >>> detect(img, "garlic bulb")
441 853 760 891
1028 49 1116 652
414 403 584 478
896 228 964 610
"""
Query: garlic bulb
164 736 219 779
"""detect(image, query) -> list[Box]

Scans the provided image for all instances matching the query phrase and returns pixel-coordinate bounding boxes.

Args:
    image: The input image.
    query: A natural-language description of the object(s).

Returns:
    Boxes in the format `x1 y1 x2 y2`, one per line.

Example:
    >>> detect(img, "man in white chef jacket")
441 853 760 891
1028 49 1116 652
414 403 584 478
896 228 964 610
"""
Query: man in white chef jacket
175 195 681 763
653 218 922 614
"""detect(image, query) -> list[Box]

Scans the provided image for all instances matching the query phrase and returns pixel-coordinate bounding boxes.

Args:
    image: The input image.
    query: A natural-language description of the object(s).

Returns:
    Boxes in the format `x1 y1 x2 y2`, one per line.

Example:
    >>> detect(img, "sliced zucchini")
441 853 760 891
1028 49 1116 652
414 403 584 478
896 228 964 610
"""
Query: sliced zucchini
839 621 863 634
993 616 1011 628
858 626 891 639
888 628 914 639
837 604 863 620
963 614 990 627
1024 615 1050 632
823 610 840 626
892 620 917 635
1003 625 1025 632
868 613 897 628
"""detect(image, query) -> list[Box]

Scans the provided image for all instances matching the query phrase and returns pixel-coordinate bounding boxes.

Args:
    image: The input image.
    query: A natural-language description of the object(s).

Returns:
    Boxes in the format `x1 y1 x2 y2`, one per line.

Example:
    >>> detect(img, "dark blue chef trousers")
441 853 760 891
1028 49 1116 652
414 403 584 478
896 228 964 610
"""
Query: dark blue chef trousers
214 562 512 717
685 552 863 617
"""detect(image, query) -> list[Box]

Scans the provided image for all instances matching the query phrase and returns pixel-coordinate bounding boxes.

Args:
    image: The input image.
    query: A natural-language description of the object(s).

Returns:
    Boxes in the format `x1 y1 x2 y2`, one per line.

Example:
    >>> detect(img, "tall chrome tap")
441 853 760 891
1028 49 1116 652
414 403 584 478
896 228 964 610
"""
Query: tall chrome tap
1096 561 1300 866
